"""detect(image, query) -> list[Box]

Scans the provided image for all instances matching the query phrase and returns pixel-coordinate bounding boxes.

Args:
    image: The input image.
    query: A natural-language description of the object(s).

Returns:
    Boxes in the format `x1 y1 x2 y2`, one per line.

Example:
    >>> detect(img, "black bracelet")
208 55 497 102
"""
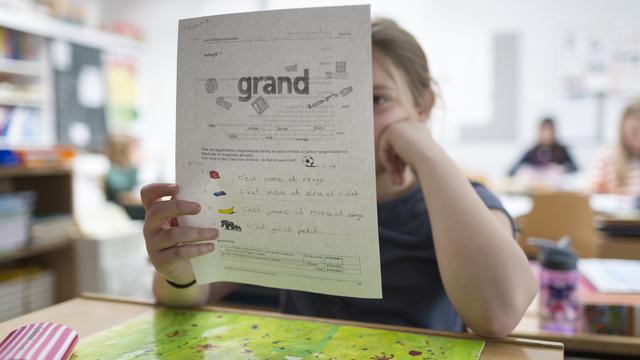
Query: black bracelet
165 278 197 289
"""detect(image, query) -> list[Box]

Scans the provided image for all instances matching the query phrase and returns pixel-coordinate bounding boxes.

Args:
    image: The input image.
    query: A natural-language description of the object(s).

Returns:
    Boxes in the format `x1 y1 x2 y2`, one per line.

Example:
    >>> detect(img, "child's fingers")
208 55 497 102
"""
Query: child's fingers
378 134 396 174
379 138 405 185
153 243 215 271
390 154 407 185
140 183 179 212
143 200 201 238
169 196 181 227
392 161 407 186
150 227 219 252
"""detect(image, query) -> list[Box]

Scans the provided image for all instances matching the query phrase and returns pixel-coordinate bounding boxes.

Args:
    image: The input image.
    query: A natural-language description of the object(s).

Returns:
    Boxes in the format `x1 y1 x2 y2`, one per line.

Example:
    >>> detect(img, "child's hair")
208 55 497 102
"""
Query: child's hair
106 134 138 168
540 117 555 128
615 101 640 186
539 117 557 143
371 18 434 113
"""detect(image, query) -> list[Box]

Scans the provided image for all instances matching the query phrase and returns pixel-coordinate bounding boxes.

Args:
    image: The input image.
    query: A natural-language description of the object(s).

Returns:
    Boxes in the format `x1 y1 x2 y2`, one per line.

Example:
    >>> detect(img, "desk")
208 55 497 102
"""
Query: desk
595 213 640 259
597 234 640 260
512 264 640 357
0 294 564 360
514 295 640 356
499 193 640 259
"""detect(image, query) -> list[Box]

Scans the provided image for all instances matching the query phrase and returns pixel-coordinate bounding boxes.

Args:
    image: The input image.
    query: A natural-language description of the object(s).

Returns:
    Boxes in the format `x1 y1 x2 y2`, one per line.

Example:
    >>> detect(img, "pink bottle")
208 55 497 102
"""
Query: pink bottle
531 237 580 334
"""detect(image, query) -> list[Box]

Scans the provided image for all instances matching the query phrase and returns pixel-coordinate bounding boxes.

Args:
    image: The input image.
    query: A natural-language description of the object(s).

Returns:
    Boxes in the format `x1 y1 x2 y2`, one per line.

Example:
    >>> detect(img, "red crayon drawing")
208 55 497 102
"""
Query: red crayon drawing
209 170 220 179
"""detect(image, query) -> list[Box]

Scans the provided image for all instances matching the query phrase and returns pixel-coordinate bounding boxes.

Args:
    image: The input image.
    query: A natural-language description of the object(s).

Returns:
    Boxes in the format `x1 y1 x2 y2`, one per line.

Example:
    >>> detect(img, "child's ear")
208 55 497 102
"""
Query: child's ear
417 89 435 123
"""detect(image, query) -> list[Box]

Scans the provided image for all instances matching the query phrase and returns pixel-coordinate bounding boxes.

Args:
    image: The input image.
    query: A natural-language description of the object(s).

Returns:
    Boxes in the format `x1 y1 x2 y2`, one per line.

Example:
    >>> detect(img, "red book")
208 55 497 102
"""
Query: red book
0 322 78 360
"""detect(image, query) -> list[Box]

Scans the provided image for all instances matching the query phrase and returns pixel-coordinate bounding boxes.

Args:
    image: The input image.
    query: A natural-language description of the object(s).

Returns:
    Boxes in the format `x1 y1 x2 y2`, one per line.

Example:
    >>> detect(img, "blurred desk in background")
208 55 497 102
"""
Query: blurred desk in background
499 192 640 260
492 174 585 197
514 303 640 357
513 263 640 357
591 195 640 259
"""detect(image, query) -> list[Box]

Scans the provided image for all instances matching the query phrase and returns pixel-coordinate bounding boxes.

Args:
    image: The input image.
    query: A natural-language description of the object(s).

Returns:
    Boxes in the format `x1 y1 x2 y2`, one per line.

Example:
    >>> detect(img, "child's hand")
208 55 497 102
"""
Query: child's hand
378 119 435 185
140 183 219 285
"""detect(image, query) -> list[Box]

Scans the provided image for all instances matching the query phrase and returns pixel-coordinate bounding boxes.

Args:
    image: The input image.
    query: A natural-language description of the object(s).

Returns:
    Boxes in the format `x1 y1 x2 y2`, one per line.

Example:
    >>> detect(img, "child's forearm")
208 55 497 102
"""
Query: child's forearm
152 271 210 307
413 142 536 338
152 271 239 307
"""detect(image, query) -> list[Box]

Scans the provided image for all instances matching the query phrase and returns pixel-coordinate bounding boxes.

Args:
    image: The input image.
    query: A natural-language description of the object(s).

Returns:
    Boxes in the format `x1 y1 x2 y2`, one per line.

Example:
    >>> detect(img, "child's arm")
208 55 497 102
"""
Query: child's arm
141 183 239 307
508 148 531 176
152 271 239 307
379 121 537 338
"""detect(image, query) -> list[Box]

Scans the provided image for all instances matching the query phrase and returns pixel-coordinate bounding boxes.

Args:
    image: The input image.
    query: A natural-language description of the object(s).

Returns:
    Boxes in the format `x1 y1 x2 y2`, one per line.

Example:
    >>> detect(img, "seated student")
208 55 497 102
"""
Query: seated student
509 117 578 177
140 19 536 338
591 101 640 196
105 134 144 219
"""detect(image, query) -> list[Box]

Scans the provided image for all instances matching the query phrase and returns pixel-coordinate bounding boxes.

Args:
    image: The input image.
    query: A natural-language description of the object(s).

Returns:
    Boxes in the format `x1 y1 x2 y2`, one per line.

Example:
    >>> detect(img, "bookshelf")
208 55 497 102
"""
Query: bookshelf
0 7 143 315
0 9 142 56
0 23 49 147
0 58 42 77
0 236 71 264
0 165 79 303
0 7 142 148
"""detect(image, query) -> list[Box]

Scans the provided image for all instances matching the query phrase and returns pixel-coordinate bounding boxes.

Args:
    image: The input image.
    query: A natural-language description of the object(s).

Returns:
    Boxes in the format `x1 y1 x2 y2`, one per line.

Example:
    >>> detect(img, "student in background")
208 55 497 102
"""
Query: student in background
105 134 144 219
105 134 139 201
591 101 640 196
509 117 578 177
140 19 536 338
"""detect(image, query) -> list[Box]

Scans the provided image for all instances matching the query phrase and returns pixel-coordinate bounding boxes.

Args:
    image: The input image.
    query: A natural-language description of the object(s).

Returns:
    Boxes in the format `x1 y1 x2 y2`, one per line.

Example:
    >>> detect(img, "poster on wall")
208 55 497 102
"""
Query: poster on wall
53 41 107 151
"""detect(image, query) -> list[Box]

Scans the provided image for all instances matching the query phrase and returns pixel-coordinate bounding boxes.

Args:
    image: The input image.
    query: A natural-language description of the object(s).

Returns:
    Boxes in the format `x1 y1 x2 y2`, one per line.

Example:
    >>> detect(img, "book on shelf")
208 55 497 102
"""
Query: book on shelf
0 105 42 146
0 191 35 253
30 214 80 246
0 26 39 61
0 267 55 322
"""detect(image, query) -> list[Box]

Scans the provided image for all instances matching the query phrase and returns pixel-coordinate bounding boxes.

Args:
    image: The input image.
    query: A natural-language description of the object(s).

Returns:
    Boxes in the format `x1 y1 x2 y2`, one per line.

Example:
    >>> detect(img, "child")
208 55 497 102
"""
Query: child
509 117 578 176
105 134 140 203
591 101 640 196
141 18 536 338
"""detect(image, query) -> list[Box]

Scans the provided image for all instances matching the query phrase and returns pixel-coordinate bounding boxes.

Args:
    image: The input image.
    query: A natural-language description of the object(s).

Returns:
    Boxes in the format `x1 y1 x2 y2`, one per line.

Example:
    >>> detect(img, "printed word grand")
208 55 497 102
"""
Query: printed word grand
238 69 309 102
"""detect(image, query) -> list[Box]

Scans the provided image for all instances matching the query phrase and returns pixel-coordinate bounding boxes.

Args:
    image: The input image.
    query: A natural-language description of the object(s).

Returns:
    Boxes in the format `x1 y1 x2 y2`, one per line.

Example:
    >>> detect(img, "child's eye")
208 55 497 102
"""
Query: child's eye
373 95 389 106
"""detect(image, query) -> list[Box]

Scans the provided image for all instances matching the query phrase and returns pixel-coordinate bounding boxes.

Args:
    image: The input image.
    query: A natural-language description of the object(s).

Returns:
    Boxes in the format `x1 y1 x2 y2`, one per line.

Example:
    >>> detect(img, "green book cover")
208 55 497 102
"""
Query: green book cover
71 308 485 359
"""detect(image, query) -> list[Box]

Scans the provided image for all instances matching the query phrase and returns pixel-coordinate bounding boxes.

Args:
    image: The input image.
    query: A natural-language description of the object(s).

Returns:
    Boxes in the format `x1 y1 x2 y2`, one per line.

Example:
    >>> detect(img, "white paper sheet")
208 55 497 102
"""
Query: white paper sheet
579 259 640 293
175 6 381 298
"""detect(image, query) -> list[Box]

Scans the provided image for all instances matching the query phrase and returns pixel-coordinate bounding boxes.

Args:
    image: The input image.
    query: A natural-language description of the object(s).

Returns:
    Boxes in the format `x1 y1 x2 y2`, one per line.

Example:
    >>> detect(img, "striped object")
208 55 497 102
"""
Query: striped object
591 147 640 197
0 322 78 360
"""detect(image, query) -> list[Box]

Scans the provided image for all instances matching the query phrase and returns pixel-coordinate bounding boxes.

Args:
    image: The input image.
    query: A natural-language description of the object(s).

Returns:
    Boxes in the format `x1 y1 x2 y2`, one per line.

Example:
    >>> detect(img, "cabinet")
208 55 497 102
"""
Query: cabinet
0 165 79 304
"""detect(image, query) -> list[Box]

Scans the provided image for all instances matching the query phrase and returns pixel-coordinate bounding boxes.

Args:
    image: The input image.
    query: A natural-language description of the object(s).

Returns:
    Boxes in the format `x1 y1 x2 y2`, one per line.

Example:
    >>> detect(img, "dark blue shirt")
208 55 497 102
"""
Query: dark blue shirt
279 182 512 332
509 143 578 176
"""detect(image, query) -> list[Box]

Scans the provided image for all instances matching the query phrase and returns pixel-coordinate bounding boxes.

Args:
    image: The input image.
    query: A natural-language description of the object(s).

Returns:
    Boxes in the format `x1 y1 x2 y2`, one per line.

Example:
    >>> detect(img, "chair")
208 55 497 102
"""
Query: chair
518 191 600 258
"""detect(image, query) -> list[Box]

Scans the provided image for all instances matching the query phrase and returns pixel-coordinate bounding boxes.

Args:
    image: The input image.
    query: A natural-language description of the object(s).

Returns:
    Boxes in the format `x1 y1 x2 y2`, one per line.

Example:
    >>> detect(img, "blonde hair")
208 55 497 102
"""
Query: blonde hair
615 100 640 186
371 18 434 113
106 134 137 168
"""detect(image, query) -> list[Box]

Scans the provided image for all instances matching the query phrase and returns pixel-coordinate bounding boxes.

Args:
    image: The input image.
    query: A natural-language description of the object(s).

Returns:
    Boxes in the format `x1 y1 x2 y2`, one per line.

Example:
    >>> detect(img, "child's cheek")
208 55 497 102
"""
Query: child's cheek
375 107 409 139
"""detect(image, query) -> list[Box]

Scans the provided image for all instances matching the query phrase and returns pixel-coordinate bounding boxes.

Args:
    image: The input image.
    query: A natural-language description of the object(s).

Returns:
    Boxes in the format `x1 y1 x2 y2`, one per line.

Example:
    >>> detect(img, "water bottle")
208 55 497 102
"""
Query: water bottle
529 237 580 334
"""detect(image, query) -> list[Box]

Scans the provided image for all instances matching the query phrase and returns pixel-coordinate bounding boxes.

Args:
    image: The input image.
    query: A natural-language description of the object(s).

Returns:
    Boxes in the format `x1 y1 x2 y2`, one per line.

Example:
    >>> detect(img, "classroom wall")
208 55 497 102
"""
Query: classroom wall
99 0 640 184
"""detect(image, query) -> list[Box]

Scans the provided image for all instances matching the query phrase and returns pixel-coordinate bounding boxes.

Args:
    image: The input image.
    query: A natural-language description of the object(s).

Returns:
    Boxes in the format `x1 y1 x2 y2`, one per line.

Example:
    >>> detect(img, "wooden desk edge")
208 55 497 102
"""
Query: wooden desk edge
513 329 640 356
79 293 564 352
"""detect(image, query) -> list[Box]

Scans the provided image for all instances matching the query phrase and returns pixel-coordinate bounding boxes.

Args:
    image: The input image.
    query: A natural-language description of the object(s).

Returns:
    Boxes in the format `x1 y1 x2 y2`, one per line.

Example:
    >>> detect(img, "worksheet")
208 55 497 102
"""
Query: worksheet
176 5 380 298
